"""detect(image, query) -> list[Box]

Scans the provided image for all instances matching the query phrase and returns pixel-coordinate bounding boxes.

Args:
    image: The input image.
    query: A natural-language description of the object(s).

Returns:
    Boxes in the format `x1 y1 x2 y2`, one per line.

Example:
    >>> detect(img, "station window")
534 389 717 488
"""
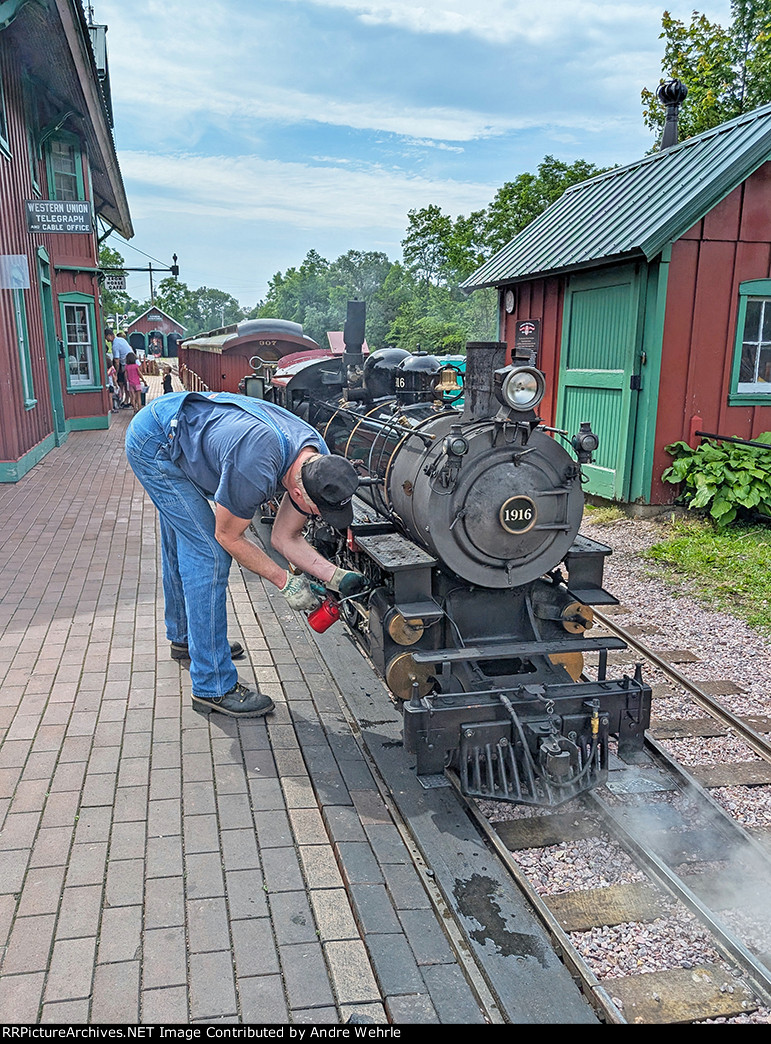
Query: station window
13 289 36 409
60 294 99 391
45 133 85 200
729 280 771 404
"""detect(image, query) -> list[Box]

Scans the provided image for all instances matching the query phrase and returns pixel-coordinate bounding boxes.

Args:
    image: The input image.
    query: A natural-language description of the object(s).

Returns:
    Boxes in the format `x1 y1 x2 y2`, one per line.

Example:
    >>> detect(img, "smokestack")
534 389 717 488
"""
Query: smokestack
657 79 688 150
462 342 508 422
342 300 366 400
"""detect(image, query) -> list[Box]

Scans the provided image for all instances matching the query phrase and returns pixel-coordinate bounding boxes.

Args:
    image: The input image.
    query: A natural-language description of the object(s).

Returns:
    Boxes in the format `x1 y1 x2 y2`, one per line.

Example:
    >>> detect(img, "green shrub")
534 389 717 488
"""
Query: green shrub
662 434 771 528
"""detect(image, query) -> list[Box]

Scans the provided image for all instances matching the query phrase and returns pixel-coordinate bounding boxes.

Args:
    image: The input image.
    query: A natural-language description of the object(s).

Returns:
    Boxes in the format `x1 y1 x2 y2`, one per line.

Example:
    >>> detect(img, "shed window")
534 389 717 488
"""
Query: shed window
738 298 771 391
729 280 771 404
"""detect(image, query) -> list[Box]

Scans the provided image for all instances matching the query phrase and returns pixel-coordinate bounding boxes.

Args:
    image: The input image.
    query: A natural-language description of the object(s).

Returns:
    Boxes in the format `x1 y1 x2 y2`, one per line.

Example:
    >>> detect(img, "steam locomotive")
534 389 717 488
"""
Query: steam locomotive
247 303 651 807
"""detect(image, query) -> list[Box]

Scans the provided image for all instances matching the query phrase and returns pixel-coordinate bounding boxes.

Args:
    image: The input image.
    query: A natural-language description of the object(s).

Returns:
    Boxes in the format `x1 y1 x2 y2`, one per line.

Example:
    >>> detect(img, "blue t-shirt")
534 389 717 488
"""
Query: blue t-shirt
174 397 327 519
111 336 131 366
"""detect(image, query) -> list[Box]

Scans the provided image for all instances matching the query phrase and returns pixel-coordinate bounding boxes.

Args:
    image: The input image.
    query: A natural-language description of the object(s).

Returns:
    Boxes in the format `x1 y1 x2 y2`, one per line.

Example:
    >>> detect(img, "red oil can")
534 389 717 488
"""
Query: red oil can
307 597 340 633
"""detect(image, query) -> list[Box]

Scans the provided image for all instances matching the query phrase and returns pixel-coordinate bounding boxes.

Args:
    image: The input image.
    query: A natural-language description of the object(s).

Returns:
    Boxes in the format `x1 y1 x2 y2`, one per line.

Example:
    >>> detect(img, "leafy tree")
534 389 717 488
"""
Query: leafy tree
642 2 771 141
328 250 395 347
191 287 245 332
259 250 336 344
153 277 197 325
402 205 454 287
483 156 606 255
444 209 488 281
148 279 245 336
98 245 140 326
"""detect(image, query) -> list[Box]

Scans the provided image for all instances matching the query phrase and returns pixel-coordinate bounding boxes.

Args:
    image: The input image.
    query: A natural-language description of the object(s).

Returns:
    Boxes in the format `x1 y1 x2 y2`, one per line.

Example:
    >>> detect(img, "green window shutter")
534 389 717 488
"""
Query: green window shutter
12 289 36 409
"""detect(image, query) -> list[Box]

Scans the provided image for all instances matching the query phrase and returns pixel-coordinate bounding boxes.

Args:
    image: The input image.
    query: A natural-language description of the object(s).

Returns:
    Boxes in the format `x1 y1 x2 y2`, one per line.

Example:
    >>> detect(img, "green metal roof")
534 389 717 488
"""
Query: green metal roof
462 102 771 290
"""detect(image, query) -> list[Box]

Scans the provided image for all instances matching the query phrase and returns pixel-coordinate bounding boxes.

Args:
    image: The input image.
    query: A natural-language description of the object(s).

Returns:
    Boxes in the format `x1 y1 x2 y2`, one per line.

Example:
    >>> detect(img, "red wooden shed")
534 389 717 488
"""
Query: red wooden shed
463 103 771 506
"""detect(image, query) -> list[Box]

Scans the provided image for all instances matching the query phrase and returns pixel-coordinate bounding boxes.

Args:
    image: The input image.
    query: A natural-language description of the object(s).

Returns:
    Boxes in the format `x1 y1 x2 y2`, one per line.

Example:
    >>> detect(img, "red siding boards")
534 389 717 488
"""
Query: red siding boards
740 161 771 242
0 23 113 475
503 277 563 427
648 241 699 503
688 239 738 426
0 45 51 463
702 183 743 242
652 173 771 503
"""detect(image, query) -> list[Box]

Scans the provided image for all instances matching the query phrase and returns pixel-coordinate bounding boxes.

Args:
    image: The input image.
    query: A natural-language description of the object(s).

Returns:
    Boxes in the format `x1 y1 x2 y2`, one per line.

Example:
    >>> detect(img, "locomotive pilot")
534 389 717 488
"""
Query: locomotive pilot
125 390 365 718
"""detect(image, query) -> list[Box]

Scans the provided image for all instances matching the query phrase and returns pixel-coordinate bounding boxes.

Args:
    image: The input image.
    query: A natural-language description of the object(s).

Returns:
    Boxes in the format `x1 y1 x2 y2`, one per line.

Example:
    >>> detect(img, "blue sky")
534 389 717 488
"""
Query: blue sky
94 0 733 309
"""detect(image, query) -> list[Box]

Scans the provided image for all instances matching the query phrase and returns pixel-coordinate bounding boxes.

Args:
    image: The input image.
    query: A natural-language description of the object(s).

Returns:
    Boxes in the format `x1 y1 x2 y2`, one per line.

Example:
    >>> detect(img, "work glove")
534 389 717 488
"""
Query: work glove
327 567 367 598
280 572 323 611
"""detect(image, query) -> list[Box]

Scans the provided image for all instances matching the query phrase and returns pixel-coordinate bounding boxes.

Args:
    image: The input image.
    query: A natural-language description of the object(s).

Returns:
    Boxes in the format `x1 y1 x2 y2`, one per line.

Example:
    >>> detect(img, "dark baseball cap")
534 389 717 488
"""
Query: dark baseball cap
302 454 359 529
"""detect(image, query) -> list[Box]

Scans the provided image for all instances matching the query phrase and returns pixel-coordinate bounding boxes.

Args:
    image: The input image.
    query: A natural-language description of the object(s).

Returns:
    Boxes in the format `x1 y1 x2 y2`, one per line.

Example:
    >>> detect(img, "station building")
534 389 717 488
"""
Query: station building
463 103 771 506
0 0 131 482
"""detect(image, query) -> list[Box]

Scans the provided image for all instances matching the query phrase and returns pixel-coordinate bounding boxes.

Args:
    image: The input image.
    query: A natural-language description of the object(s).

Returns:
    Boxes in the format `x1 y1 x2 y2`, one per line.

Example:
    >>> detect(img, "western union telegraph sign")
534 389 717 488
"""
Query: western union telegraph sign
25 200 93 234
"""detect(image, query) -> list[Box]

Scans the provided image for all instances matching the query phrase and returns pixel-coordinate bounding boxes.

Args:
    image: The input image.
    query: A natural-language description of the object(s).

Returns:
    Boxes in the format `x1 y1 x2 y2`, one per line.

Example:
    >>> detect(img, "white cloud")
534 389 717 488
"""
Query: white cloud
121 150 496 228
99 0 731 150
277 0 732 46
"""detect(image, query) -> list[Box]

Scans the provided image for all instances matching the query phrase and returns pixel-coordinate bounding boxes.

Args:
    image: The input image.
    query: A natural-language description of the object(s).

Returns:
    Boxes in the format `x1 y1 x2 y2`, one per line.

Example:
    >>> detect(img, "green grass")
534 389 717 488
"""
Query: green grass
642 518 771 634
583 503 626 525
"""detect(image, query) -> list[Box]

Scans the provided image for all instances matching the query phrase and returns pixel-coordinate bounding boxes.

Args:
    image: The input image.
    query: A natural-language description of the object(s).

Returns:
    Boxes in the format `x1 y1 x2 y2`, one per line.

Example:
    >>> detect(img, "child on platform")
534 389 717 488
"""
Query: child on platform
124 352 143 411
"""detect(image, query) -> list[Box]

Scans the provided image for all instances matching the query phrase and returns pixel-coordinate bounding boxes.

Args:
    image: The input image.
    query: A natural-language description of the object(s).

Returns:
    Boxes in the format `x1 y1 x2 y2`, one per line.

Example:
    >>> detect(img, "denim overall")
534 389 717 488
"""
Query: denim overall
125 392 303 699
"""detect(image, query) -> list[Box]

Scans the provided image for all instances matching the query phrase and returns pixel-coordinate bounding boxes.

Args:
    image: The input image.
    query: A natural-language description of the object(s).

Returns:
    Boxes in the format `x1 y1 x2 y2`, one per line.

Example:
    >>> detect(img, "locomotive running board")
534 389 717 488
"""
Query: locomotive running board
410 636 627 663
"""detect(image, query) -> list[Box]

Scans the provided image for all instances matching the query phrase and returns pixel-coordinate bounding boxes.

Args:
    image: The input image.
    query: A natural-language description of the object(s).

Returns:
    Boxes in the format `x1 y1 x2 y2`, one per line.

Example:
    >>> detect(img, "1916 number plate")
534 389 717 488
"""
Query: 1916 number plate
499 495 536 534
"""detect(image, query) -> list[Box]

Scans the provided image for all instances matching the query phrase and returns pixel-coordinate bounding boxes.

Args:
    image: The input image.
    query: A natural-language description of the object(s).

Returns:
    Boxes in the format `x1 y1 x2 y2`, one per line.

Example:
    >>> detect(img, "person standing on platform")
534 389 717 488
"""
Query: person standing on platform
125 391 366 719
105 327 132 407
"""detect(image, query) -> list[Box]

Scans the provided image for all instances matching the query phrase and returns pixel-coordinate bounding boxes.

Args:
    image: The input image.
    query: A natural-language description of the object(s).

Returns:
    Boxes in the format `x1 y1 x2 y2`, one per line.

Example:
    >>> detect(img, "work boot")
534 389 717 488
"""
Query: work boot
192 682 274 718
170 640 245 662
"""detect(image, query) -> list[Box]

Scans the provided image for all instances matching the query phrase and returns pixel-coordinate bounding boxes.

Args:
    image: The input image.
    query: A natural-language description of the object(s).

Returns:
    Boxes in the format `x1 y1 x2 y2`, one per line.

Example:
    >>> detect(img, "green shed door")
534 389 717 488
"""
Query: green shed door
556 266 643 500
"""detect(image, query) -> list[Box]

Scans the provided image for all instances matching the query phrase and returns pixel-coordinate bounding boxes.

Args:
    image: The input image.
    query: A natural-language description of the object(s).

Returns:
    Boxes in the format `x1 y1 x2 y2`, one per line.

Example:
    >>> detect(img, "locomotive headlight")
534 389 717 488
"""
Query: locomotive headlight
497 367 546 412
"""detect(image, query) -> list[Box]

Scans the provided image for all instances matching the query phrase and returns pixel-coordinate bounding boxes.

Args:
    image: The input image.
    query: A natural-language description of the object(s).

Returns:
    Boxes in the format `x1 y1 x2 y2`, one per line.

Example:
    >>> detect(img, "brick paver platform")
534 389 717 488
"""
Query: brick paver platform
0 376 483 1025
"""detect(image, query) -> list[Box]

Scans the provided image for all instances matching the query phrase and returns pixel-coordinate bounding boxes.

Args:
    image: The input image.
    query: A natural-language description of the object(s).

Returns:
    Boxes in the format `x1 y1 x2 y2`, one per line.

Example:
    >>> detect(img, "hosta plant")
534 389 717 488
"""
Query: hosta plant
662 433 771 529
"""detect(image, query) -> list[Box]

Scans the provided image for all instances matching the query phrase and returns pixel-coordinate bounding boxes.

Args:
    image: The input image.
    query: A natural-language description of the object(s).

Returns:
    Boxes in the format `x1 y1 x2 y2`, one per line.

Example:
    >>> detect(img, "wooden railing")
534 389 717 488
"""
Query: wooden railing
179 364 209 392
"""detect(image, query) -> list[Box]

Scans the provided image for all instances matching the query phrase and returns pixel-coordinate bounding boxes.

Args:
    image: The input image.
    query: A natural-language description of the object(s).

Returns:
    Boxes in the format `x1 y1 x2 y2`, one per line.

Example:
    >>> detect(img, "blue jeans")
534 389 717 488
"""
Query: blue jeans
125 394 238 699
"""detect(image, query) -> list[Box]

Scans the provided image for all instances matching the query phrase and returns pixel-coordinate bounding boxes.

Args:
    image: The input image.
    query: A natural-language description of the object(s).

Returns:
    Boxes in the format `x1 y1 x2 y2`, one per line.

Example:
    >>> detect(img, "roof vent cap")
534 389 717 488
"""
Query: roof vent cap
657 79 688 150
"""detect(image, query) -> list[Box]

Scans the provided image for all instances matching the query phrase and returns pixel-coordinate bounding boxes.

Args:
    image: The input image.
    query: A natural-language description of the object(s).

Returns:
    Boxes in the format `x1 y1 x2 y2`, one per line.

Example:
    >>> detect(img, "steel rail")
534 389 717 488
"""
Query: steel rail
588 784 771 1007
593 607 771 765
445 771 626 1025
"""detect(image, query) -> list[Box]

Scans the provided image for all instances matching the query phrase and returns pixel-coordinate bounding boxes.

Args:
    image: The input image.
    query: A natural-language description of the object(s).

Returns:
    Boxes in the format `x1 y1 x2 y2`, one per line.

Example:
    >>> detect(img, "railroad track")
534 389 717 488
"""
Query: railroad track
314 586 771 1024
458 611 771 1024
